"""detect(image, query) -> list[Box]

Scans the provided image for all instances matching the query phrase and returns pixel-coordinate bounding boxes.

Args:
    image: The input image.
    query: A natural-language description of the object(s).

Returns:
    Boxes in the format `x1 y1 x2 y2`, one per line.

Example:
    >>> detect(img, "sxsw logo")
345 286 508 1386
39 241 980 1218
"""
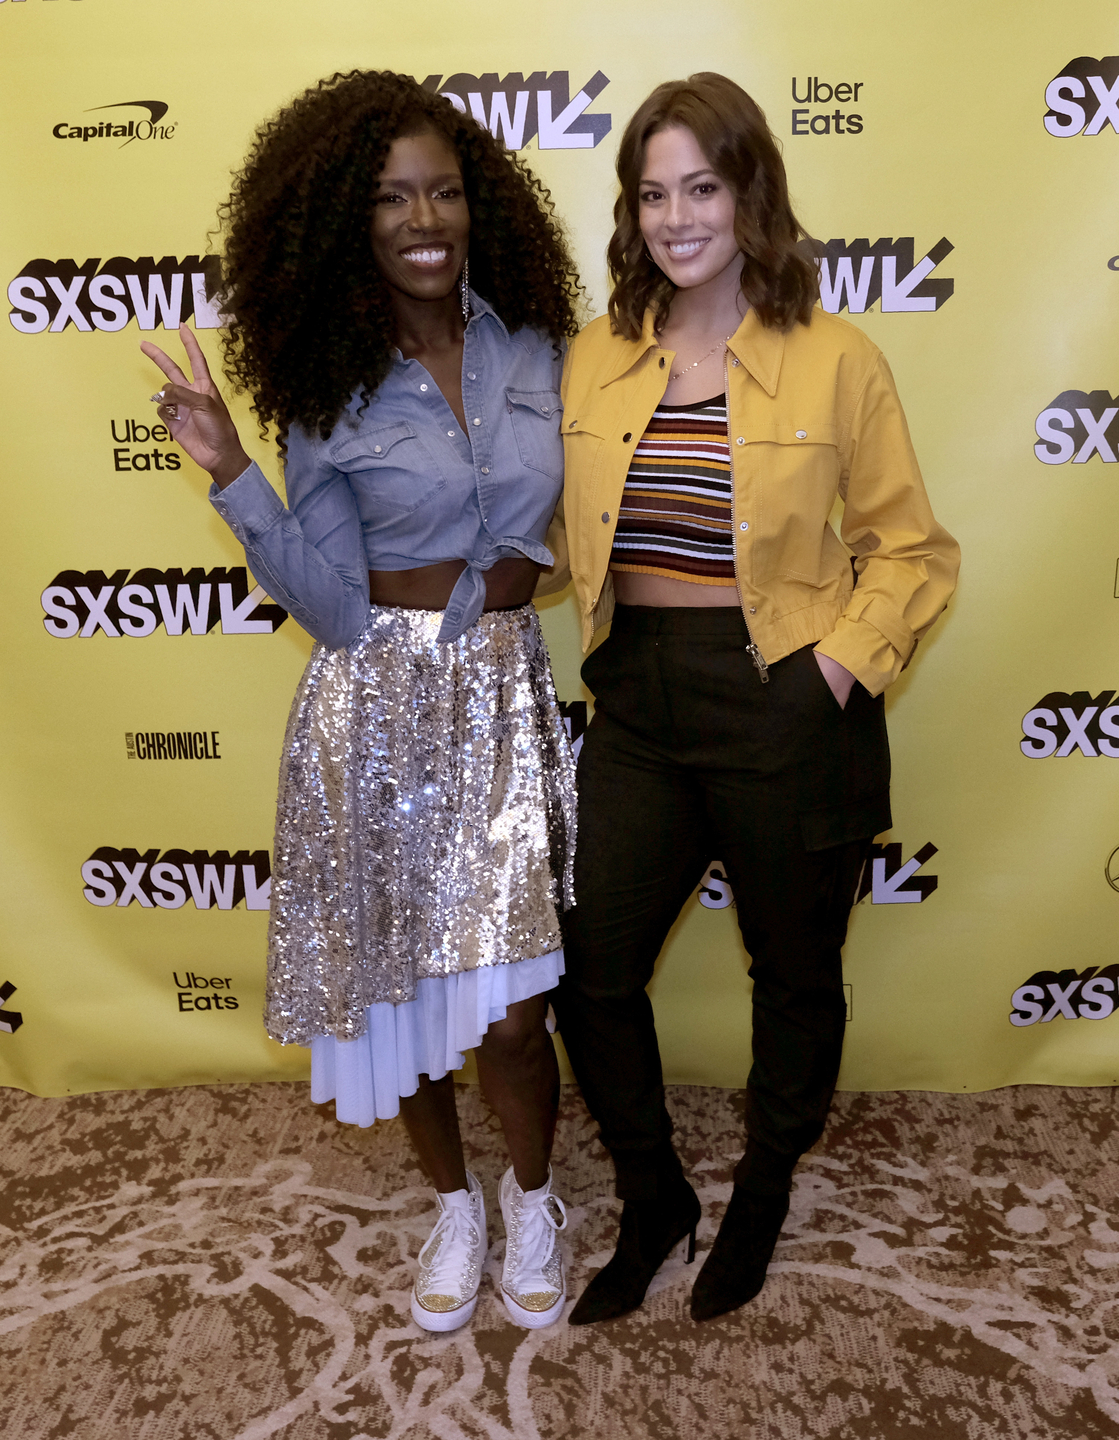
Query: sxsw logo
1044 57 1119 137
697 842 938 909
815 239 954 313
0 982 22 1036
8 255 222 334
52 100 177 148
42 567 287 638
1020 691 1119 758
855 842 938 904
81 848 272 910
420 71 610 149
558 700 587 759
1034 392 1119 464
1010 965 1117 1026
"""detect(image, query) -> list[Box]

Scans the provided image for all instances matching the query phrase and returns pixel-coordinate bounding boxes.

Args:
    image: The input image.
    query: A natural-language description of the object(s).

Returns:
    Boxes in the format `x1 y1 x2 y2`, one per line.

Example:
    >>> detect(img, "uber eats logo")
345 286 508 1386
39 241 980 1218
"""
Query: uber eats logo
41 567 287 638
8 254 222 334
1010 966 1117 1027
815 239 954 314
51 99 177 149
1020 691 1119 758
1034 392 1119 465
1044 57 1119 137
419 71 610 149
82 848 271 910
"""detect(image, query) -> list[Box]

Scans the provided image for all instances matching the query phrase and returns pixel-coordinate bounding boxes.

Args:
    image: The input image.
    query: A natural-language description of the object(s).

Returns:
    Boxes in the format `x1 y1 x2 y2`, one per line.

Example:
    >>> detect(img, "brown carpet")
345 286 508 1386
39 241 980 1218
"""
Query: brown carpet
1 1080 1116 1440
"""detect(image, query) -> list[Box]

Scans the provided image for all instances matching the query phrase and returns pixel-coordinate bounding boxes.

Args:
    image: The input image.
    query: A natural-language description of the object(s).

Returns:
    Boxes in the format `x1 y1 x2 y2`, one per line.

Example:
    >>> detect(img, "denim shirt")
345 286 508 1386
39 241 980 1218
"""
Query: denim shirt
209 291 564 648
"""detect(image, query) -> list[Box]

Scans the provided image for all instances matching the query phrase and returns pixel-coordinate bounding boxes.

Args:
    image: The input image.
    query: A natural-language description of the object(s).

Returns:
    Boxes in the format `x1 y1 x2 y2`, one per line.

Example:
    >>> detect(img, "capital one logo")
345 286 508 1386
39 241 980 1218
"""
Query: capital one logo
82 848 272 910
8 255 222 334
1034 392 1119 465
1044 57 1119 137
42 567 288 638
52 100 177 148
420 71 610 149
815 239 954 314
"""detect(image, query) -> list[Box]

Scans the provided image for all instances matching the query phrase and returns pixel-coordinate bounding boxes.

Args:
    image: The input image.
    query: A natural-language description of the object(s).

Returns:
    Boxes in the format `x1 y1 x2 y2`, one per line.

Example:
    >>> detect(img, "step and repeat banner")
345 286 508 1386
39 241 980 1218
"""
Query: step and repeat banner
2 0 1118 1098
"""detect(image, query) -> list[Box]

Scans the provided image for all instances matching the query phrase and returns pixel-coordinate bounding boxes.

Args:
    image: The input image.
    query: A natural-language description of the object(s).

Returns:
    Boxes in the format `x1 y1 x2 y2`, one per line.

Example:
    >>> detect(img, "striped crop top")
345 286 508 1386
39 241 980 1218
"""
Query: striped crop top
609 394 736 586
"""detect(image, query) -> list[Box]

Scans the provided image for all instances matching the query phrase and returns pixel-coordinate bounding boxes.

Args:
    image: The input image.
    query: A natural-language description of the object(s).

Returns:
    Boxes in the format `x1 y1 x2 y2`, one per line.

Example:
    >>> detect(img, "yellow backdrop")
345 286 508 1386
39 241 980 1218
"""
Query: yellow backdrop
3 0 1118 1098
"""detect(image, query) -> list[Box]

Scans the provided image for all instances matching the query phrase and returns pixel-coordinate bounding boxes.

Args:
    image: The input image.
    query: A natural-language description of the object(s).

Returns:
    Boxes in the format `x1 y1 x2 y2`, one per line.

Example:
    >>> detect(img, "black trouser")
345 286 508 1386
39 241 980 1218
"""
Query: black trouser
554 605 891 1203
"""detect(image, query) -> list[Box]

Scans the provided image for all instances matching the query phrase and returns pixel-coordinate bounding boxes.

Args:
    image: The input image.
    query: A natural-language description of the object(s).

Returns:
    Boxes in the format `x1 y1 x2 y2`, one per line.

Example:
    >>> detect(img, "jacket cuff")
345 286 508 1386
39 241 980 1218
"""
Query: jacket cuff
813 615 902 697
208 462 284 545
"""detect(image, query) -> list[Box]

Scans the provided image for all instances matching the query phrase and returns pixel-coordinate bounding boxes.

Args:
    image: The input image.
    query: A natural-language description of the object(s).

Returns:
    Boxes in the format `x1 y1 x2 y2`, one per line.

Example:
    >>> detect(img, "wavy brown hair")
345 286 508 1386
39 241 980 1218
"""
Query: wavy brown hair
608 73 818 339
217 70 582 439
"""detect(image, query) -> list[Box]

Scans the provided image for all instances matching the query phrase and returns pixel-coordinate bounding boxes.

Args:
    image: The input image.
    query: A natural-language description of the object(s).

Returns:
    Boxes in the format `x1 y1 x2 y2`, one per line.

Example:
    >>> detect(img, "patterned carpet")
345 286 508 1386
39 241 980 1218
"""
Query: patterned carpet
1 1080 1117 1440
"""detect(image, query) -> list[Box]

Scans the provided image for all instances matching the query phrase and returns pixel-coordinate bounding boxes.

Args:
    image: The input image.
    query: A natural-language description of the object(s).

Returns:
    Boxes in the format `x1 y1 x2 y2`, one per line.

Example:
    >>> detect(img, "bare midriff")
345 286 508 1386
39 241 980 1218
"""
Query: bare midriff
610 569 742 608
368 555 541 611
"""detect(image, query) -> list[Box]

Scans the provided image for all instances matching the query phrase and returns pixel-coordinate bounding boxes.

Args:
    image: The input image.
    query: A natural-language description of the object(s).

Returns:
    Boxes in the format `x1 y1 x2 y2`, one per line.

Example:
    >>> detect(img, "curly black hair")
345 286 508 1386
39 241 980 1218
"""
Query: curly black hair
217 70 582 439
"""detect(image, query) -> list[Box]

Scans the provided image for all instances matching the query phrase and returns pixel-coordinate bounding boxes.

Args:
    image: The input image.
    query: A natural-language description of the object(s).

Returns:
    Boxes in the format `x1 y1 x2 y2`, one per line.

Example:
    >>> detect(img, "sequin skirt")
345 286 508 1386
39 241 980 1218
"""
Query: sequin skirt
265 602 577 1046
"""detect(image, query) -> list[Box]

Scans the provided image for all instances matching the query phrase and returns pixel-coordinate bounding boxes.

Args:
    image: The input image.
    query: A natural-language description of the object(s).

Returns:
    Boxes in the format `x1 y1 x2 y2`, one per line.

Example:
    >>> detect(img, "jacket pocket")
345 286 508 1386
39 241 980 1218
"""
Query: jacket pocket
328 422 447 513
506 388 564 477
741 412 841 585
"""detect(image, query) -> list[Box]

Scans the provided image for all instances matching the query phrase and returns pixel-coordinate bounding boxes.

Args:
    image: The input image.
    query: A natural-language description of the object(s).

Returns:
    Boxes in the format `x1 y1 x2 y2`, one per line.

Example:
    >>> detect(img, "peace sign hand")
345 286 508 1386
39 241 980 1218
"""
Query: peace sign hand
140 323 252 490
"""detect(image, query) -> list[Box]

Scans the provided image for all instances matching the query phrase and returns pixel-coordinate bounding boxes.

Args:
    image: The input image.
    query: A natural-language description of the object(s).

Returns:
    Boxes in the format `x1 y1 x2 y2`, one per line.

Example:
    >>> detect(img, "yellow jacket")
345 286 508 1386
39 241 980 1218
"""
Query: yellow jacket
539 305 959 697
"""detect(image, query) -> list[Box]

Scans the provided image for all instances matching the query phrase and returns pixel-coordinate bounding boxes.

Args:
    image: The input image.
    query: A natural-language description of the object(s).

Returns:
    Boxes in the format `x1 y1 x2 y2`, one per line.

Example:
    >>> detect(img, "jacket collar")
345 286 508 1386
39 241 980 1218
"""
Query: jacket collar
599 305 786 398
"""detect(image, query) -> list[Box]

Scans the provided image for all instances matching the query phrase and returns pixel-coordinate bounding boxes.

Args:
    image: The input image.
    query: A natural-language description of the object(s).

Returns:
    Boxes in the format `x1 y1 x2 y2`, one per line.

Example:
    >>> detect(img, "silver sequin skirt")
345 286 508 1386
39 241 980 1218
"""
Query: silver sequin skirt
265 602 577 1046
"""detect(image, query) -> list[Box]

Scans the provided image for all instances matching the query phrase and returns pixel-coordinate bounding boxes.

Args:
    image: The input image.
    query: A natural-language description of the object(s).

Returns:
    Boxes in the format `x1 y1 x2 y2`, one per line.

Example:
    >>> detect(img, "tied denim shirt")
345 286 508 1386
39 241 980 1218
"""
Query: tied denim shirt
209 291 564 649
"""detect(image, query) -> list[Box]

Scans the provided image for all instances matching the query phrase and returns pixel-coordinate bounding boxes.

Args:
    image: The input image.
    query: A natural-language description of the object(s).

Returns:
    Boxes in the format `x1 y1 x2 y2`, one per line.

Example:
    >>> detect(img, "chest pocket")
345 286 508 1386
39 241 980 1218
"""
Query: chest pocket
506 388 563 477
329 422 447 514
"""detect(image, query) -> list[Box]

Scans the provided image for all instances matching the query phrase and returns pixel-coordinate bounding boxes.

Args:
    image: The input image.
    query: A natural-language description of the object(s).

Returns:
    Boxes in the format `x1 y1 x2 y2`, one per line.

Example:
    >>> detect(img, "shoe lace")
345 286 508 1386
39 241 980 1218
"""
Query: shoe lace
513 1190 567 1283
421 1200 482 1296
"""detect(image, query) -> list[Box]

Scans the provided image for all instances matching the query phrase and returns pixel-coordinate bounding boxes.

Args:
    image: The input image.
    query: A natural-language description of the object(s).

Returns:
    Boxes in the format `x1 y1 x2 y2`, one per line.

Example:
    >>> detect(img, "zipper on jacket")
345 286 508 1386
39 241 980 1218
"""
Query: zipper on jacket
725 357 768 683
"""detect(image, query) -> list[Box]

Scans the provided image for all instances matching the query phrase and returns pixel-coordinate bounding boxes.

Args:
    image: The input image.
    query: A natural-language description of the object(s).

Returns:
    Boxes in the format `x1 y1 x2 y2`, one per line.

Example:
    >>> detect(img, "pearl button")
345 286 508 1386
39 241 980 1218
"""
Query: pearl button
373 445 382 454
740 521 749 531
541 406 550 414
467 372 476 380
601 512 610 523
731 357 740 367
796 429 807 439
447 429 455 436
420 383 428 392
472 417 481 426
749 606 756 613
481 466 490 474
736 437 745 445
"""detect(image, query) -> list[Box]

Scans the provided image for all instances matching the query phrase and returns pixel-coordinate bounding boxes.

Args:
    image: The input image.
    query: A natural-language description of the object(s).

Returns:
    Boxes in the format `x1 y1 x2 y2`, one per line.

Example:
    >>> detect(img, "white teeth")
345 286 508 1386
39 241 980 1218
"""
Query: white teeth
667 239 708 257
404 248 450 265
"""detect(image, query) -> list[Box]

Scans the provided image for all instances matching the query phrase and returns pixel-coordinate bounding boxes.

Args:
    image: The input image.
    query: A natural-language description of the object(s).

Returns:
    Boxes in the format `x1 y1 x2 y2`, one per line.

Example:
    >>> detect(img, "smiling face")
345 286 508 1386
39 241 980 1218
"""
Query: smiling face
637 124 743 293
370 129 470 303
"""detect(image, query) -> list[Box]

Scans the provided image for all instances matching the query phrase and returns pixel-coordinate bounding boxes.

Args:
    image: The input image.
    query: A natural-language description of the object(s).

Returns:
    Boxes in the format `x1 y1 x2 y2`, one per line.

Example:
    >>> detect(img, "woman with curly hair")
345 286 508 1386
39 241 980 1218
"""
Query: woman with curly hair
553 73 959 1325
143 69 581 1334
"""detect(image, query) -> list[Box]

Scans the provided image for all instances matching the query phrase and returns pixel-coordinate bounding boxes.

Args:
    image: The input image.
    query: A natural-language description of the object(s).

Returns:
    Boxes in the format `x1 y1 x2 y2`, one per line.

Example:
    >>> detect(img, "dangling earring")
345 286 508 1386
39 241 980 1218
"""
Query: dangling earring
460 258 470 324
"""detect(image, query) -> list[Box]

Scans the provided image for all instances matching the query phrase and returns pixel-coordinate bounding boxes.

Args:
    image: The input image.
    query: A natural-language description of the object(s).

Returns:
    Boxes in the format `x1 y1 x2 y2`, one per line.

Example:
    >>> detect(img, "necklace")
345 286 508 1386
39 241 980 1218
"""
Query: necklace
668 333 734 382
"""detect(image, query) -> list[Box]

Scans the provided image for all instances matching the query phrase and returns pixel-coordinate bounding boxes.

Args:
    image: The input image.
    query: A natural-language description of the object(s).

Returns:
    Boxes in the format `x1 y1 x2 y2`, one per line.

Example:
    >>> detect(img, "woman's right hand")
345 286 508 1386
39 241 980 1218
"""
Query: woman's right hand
140 323 253 490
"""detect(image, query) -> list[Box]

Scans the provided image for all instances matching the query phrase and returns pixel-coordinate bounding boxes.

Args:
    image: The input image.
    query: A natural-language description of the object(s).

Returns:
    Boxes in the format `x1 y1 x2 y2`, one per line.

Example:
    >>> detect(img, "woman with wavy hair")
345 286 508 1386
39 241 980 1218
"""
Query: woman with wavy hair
553 73 958 1324
143 70 580 1334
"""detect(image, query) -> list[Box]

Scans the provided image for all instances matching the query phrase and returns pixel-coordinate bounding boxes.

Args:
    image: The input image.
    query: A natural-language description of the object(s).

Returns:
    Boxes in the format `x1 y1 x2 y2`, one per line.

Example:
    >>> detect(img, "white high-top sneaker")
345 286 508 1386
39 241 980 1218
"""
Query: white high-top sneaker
411 1171 487 1332
498 1165 568 1328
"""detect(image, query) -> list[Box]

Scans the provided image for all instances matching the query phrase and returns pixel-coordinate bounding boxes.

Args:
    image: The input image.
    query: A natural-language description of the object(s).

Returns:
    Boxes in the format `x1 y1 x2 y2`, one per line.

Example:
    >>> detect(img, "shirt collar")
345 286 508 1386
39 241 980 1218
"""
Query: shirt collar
389 287 508 365
599 305 786 398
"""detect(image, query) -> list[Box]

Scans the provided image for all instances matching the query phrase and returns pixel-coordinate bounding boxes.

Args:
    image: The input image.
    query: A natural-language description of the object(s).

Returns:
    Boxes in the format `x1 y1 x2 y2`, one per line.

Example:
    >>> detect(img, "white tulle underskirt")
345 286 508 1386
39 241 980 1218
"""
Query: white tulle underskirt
309 948 564 1127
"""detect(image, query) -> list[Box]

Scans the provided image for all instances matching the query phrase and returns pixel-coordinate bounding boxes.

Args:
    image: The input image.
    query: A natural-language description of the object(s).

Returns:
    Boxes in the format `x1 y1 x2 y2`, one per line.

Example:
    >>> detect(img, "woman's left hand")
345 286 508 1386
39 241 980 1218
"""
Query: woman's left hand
814 651 857 709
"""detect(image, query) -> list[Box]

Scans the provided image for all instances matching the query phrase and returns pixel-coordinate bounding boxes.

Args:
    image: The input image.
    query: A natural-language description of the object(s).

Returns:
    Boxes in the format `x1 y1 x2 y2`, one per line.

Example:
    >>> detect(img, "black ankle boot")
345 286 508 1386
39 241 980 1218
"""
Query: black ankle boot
689 1184 790 1322
569 1178 701 1325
